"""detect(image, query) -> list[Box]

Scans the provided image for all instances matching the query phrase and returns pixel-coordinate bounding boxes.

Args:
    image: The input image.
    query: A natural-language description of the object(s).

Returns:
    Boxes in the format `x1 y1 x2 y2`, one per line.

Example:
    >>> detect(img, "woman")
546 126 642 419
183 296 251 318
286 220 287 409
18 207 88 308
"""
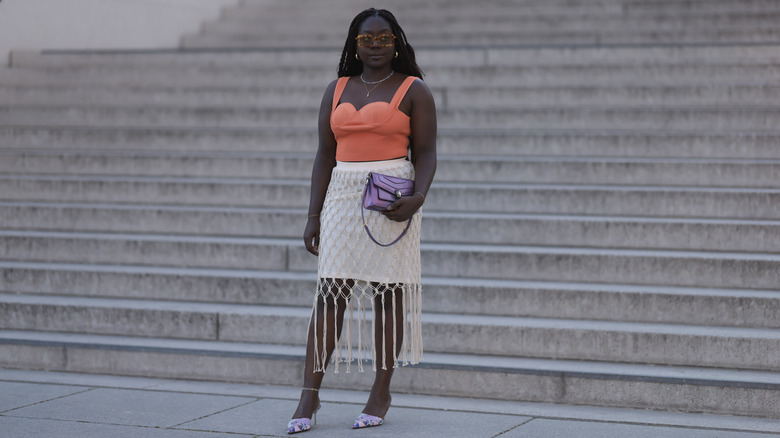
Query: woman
287 7 437 434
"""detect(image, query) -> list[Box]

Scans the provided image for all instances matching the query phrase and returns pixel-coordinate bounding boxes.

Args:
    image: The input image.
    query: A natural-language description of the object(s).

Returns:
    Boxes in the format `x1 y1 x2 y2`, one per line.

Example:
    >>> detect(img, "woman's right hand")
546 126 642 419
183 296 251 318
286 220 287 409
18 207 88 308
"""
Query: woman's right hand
303 217 321 256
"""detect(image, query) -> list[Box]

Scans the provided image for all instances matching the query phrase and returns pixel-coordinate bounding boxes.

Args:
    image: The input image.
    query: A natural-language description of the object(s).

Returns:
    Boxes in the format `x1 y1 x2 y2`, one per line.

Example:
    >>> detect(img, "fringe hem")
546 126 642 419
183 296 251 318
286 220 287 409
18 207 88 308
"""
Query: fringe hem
312 278 423 374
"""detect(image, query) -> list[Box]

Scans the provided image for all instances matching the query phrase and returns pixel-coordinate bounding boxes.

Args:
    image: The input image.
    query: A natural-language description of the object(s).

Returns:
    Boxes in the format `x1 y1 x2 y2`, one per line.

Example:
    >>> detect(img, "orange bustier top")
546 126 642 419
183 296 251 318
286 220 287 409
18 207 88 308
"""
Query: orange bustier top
331 76 418 162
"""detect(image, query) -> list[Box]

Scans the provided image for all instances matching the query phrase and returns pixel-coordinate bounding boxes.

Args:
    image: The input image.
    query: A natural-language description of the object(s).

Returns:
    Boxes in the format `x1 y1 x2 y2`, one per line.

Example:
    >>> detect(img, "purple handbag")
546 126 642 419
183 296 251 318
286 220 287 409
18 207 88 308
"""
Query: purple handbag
361 172 414 247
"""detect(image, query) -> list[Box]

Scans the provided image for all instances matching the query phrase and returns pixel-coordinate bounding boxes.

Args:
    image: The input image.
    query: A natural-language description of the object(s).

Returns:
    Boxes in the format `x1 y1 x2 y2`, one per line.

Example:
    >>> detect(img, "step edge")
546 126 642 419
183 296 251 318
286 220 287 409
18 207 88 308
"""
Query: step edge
1 330 778 389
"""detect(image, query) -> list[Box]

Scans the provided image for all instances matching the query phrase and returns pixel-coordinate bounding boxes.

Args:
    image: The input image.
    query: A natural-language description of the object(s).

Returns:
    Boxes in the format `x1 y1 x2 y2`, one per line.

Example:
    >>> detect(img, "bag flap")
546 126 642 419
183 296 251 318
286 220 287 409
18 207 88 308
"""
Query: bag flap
370 172 414 196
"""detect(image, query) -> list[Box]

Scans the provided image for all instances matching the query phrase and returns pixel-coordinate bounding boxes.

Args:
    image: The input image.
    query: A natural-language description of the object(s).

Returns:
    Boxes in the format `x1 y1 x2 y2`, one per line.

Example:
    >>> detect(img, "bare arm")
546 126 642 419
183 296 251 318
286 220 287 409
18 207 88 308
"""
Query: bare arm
383 79 437 222
303 79 339 255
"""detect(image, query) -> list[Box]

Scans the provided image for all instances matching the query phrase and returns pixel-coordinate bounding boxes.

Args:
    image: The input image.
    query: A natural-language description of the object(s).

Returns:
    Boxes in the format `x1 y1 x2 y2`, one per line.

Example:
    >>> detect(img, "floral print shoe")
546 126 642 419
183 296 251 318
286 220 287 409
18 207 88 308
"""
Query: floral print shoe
287 404 319 434
352 413 384 429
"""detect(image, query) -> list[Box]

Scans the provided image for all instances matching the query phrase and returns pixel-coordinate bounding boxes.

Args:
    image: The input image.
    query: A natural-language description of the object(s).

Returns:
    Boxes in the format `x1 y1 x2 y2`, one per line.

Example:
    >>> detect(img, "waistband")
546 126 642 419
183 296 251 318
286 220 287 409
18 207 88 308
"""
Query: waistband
335 157 408 171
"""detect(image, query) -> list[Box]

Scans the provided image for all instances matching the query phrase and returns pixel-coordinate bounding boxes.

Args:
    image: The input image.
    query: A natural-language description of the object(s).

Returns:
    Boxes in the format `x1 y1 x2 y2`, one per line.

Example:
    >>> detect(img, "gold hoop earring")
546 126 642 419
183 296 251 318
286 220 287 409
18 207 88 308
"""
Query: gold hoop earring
355 53 360 60
394 52 399 59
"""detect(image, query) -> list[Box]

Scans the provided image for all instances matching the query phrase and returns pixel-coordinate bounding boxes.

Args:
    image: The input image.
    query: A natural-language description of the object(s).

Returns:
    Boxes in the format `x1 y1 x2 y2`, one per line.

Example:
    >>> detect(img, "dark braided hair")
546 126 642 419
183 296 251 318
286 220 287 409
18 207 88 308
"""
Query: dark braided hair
337 8 424 79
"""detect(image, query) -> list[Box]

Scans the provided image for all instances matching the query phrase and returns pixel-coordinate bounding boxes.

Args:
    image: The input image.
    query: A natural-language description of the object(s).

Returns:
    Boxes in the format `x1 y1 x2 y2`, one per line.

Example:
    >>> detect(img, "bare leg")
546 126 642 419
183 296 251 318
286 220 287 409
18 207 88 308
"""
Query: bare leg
291 279 352 419
361 284 404 417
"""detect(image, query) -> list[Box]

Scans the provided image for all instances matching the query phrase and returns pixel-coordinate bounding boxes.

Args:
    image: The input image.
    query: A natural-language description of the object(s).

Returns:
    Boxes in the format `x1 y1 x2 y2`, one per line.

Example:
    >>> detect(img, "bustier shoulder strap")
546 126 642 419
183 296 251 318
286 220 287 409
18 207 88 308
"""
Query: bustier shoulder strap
331 77 350 112
389 76 418 109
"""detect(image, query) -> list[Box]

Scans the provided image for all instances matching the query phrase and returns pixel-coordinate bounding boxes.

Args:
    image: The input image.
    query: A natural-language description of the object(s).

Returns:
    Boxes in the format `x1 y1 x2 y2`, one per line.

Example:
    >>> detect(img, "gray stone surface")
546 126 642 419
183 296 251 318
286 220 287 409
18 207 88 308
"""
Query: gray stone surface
6 230 780 288
2 370 780 438
8 84 780 108
3 261 780 328
5 176 780 219
0 370 175 390
5 150 778 187
503 418 780 438
4 125 780 159
4 294 780 370
0 382 89 413
9 63 780 88
5 387 254 428
181 398 529 437
4 331 780 417
0 416 253 438
4 202 780 252
10 45 780 69
6 104 780 131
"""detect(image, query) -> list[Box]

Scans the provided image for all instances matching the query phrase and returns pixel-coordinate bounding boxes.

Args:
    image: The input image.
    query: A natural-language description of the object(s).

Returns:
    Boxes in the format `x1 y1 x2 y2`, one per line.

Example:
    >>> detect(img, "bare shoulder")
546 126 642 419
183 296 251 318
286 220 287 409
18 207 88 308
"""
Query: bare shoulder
325 78 340 91
407 77 435 110
318 78 341 111
408 77 433 98
321 79 339 100
398 76 435 116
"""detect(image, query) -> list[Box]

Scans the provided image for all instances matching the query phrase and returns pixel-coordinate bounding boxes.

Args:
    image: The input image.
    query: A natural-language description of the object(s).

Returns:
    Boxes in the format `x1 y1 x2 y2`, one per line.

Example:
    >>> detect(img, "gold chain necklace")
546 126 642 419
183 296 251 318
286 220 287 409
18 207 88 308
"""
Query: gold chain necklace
360 71 394 97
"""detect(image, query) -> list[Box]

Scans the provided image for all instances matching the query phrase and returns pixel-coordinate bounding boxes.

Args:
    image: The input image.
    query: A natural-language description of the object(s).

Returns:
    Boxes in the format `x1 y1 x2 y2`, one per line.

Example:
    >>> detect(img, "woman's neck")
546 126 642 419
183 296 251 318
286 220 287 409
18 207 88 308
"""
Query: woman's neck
361 67 394 82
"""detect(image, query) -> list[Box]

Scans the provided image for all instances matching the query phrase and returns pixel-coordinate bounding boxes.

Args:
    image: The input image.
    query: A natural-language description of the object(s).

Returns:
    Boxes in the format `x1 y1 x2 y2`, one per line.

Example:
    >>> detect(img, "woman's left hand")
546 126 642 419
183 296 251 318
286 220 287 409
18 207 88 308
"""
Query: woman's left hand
382 193 424 222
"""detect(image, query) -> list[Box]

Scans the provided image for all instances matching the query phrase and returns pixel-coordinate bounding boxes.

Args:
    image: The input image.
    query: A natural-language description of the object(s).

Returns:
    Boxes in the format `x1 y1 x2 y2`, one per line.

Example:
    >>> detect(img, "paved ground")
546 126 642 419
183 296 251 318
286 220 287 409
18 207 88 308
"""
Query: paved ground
1 368 779 438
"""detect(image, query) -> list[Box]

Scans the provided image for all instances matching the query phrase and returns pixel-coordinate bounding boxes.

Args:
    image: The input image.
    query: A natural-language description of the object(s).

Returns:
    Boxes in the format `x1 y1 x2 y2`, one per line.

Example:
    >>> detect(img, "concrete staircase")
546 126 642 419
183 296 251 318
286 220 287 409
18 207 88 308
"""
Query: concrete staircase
2 0 780 418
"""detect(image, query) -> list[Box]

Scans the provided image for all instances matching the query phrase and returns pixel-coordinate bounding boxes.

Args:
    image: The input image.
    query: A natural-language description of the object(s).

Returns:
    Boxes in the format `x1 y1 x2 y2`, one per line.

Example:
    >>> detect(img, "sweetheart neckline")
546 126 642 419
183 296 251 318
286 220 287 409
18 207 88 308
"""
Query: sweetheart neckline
334 101 411 120
336 101 391 112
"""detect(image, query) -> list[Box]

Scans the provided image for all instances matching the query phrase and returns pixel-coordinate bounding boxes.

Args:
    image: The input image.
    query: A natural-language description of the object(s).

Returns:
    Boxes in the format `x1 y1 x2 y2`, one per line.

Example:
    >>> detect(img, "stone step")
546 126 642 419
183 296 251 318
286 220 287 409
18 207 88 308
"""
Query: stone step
2 149 777 187
205 11 780 33
5 63 780 87
1 330 778 417
6 84 780 107
442 84 780 107
224 1 625 19
8 56 780 74
484 45 780 67
3 261 777 328
1 293 778 370
3 202 778 252
626 0 780 15
12 45 780 69
182 28 780 48
204 10 780 34
2 175 778 218
2 126 779 159
219 0 780 19
4 105 779 131
2 231 778 289
0 85 334 109
0 126 320 153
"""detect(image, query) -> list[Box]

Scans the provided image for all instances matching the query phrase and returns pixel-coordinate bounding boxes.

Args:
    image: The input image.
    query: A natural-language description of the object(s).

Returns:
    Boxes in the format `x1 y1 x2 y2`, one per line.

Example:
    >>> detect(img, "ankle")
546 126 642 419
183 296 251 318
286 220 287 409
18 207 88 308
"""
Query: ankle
369 388 391 404
301 391 320 406
302 387 319 399
293 390 320 418
362 392 392 417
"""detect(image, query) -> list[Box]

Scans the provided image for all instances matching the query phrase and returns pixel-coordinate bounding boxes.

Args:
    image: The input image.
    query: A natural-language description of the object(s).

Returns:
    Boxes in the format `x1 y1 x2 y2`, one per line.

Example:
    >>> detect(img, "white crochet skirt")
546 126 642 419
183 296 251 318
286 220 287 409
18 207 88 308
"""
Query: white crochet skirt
313 158 422 373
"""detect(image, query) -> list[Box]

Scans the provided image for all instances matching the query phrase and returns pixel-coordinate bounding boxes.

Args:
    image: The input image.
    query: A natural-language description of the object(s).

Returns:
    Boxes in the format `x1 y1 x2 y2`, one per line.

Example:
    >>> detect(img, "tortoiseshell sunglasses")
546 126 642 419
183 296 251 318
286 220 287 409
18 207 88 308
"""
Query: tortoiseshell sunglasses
355 34 396 47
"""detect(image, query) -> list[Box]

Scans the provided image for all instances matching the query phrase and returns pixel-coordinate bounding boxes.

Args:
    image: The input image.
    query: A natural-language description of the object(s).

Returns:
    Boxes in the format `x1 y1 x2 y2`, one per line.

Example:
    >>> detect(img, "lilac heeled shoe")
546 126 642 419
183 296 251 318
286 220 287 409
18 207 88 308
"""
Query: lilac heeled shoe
287 388 320 434
352 412 384 429
353 396 391 429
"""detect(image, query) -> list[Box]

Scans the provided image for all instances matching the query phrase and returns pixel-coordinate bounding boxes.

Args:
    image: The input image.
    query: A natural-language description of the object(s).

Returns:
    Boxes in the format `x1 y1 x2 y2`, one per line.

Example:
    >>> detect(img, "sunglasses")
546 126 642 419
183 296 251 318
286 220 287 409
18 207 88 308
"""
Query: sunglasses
355 34 396 47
